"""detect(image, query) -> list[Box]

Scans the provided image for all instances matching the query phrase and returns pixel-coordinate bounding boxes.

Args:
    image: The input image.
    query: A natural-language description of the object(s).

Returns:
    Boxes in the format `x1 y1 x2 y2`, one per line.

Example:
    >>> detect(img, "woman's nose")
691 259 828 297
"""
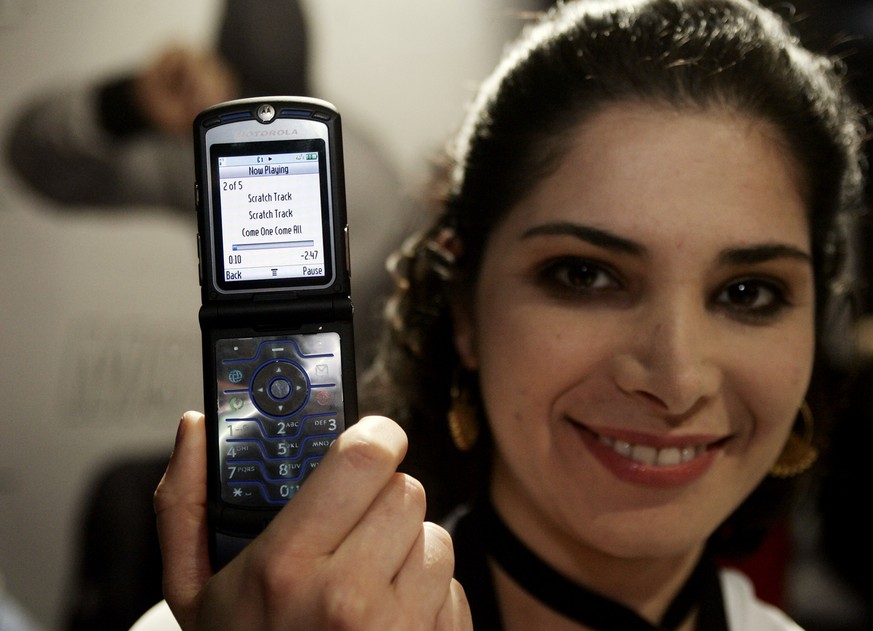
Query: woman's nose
612 300 721 421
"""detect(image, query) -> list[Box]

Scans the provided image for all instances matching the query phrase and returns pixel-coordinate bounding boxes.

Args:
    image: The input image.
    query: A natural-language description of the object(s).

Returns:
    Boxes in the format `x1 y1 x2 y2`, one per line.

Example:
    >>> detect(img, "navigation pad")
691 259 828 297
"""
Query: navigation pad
215 332 345 506
250 360 308 417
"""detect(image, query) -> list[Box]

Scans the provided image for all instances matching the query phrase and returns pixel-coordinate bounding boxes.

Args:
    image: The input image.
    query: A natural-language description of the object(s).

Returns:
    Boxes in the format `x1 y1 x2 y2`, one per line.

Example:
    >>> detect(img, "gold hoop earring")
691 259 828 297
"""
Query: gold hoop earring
448 369 480 451
770 402 819 478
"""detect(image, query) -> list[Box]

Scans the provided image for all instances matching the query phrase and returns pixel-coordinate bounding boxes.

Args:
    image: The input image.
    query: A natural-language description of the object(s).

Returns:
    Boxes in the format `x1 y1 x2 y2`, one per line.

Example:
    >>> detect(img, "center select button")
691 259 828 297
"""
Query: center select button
270 377 292 400
251 360 309 417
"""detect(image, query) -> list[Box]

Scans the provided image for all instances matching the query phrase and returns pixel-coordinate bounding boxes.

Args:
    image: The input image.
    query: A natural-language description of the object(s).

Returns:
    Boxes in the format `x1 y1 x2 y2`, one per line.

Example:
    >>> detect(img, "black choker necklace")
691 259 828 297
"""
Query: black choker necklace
480 502 727 631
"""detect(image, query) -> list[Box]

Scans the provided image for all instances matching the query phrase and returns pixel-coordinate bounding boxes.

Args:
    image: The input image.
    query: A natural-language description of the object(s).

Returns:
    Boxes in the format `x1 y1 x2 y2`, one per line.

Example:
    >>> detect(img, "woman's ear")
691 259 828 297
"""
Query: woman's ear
450 299 479 370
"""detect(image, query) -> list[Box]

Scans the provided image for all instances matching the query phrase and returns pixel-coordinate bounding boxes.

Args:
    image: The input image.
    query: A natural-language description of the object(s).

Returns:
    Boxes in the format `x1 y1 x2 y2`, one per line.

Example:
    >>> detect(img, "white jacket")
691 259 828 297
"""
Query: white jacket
129 568 803 630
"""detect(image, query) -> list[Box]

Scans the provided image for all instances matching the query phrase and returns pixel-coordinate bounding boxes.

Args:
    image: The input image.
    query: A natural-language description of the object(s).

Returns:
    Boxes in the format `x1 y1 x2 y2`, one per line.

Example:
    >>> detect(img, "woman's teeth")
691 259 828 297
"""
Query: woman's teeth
597 435 705 466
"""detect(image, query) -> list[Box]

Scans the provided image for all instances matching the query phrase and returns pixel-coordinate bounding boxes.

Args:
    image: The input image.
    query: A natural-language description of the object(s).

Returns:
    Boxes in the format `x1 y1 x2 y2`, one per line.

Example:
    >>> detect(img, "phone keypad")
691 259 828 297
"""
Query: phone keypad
215 333 345 506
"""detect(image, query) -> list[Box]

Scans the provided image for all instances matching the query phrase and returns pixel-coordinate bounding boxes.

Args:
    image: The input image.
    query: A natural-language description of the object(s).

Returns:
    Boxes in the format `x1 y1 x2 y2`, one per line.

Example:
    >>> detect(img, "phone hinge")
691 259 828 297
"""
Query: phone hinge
200 295 353 328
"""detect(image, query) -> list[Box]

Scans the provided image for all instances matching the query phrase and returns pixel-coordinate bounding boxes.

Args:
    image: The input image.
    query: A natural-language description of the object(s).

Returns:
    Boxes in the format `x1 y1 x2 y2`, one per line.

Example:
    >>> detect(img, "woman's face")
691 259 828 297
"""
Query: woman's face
453 103 815 565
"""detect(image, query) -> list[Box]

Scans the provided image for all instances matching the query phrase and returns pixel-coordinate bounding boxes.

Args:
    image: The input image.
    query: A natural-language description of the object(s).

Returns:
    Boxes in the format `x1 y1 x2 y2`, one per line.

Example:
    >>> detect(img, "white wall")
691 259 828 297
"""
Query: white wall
0 0 533 627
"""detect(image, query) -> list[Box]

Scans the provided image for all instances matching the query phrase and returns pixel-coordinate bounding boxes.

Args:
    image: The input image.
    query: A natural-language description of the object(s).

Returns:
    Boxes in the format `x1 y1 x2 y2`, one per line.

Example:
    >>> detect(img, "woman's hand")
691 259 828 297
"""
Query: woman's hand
155 411 472 630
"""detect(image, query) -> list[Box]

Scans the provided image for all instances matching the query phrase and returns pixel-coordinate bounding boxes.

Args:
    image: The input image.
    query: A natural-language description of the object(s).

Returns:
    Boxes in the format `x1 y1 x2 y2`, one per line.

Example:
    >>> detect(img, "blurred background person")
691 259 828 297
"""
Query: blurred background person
0 1 528 628
4 0 412 366
3 2 414 630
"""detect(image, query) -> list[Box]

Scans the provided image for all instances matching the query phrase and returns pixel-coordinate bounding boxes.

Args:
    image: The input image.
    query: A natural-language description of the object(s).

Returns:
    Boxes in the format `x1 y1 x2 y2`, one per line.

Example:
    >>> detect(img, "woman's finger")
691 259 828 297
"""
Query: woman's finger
436 580 474 631
393 522 457 624
332 471 427 584
257 415 409 559
153 411 213 628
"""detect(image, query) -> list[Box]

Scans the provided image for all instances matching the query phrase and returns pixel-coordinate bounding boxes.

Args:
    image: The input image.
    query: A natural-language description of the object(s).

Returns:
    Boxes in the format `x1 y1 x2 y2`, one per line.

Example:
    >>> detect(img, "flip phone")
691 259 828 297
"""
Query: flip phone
195 97 357 568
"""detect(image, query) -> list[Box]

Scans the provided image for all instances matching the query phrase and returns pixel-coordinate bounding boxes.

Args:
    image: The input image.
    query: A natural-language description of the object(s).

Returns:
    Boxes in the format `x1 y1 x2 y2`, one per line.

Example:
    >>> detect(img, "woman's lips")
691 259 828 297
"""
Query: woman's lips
567 418 728 488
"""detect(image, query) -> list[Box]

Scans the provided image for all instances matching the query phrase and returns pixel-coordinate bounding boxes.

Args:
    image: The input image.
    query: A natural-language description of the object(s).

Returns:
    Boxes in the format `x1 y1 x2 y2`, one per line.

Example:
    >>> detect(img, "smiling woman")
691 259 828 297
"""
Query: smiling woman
362 0 862 628
142 1 865 630
454 104 816 561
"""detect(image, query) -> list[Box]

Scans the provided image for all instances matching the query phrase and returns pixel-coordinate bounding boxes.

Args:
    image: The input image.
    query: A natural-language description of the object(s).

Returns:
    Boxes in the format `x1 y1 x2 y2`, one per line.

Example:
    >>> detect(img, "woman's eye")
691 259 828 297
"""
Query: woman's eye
537 257 619 294
715 279 788 318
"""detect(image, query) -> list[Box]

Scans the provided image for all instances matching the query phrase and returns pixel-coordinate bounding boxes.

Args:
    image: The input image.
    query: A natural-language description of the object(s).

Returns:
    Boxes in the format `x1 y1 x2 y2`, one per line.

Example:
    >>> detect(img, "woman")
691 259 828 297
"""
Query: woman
144 0 864 629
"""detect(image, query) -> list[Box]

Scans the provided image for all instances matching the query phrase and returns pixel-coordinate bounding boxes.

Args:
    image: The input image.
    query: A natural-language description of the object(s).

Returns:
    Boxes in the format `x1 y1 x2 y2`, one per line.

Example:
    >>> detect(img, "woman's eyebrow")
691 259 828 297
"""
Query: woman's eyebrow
520 222 646 256
717 243 812 267
521 223 812 267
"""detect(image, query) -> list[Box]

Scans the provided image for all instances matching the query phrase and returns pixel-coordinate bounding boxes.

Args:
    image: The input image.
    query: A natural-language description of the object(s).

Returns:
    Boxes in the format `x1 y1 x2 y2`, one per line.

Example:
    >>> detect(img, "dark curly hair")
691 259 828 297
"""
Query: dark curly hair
362 0 866 558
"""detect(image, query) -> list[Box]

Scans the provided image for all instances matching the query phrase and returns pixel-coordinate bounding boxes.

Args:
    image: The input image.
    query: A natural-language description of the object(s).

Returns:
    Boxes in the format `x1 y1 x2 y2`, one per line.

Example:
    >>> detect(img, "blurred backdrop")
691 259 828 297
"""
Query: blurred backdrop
0 1 536 628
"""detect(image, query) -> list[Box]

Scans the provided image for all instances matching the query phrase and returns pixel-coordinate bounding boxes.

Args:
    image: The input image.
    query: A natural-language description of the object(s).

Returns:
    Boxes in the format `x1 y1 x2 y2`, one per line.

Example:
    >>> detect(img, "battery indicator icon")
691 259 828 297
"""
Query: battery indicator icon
305 153 318 160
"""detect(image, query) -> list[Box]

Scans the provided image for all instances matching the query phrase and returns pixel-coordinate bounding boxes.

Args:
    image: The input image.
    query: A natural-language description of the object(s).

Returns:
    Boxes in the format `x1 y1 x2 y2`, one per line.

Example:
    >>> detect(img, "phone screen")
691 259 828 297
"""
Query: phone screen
209 139 335 293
